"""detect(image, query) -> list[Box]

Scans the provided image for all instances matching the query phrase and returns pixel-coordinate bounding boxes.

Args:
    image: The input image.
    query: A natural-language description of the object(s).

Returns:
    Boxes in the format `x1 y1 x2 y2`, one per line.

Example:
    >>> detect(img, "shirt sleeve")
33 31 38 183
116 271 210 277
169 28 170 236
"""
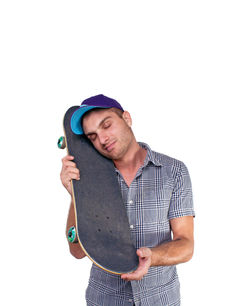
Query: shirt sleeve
168 161 195 219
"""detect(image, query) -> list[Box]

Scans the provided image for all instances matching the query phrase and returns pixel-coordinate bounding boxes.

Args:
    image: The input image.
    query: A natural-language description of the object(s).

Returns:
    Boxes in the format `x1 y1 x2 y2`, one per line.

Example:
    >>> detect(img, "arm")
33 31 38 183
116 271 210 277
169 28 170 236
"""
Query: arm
61 155 86 259
122 161 195 281
121 216 194 281
151 216 194 266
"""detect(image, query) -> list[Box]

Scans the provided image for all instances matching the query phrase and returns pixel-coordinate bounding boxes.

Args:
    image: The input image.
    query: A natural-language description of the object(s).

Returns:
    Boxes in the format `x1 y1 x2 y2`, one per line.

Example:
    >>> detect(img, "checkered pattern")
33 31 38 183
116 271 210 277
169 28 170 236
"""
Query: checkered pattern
85 143 195 306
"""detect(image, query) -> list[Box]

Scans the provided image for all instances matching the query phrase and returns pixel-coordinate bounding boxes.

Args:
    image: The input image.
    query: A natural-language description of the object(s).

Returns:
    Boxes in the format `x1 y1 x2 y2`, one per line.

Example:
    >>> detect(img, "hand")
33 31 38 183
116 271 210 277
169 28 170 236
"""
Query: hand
60 155 80 196
121 247 152 281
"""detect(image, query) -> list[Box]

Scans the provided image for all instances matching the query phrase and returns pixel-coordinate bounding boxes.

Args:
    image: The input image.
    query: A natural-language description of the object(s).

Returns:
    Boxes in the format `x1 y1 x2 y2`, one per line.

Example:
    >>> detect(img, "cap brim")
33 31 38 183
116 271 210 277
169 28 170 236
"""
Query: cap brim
70 106 108 135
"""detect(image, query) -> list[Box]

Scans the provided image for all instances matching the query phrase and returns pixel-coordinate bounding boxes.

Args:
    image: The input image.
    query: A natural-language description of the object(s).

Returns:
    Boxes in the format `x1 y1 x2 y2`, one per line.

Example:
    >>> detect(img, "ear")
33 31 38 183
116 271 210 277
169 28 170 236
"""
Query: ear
122 111 132 127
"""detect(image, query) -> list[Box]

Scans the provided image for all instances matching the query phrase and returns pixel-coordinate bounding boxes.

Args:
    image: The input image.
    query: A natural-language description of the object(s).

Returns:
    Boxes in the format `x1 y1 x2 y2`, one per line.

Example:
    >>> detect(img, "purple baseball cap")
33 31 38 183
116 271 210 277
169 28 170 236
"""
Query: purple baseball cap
71 94 124 135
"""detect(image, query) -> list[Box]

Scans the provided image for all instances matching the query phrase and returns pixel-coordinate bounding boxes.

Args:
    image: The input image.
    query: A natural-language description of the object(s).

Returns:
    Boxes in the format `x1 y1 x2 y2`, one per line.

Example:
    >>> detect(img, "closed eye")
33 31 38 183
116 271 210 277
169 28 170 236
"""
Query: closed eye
103 122 111 129
87 133 97 141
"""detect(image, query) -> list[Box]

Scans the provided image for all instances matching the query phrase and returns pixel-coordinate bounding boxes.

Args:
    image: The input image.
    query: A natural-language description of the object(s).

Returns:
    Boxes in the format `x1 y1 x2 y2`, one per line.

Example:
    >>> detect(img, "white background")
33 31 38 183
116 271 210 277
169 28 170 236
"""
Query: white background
1 1 249 305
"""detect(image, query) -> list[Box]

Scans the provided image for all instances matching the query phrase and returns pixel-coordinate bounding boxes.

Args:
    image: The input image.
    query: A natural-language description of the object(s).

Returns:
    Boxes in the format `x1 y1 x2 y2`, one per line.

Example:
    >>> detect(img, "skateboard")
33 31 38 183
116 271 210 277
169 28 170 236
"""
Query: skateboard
58 106 139 274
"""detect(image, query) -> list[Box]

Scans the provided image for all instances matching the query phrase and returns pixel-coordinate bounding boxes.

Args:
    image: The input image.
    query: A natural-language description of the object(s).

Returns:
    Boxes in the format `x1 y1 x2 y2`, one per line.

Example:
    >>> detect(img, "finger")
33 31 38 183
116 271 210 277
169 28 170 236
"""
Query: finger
61 173 80 183
61 166 80 177
60 169 80 184
63 161 78 169
137 247 151 259
68 167 80 175
68 172 80 180
68 170 80 180
121 270 143 281
62 154 74 160
121 263 145 280
62 155 75 163
64 168 80 179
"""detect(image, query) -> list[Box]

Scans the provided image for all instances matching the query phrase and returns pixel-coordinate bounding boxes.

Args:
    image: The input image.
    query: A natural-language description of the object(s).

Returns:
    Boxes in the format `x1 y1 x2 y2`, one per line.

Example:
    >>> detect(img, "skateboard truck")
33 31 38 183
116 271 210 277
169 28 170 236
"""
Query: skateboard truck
58 136 66 149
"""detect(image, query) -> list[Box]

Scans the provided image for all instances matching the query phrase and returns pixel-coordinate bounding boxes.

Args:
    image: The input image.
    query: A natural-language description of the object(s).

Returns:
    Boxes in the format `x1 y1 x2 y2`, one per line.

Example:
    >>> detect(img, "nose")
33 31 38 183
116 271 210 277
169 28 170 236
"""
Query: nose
98 131 109 145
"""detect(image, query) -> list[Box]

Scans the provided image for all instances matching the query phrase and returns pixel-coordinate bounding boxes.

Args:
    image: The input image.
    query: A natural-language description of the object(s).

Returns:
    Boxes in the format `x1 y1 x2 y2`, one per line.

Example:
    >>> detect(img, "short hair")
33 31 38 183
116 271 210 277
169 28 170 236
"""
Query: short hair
109 107 124 118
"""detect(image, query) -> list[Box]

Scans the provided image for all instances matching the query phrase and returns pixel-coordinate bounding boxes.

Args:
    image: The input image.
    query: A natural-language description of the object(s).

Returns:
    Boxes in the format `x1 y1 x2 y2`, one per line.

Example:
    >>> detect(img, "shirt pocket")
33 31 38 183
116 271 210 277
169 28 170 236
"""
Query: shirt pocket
140 185 172 224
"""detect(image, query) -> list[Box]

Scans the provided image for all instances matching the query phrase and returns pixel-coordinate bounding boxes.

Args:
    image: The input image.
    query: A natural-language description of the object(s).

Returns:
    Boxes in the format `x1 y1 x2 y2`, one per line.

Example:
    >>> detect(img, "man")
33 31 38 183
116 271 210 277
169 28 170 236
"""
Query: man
60 94 195 306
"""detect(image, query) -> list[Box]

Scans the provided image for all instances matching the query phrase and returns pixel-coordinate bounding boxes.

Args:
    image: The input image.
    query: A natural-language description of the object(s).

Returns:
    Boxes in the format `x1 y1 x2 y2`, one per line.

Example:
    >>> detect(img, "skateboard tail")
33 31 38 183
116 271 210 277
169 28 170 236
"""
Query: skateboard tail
78 240 138 275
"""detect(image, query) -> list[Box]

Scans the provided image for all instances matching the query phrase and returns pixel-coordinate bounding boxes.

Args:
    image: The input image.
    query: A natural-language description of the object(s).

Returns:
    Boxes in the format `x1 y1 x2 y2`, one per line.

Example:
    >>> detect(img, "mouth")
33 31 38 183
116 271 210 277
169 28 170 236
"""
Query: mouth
105 141 116 152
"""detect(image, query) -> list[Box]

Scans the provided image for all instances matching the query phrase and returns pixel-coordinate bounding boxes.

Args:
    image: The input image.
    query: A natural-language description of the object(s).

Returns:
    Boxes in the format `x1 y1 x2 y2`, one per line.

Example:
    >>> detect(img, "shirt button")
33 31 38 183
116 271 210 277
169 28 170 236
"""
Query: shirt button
128 200 133 204
130 225 134 229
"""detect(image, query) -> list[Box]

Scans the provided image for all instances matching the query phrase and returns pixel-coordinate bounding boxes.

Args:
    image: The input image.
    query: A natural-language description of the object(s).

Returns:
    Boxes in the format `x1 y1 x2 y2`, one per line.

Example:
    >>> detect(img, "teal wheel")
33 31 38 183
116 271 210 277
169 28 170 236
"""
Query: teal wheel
67 226 77 243
57 136 66 149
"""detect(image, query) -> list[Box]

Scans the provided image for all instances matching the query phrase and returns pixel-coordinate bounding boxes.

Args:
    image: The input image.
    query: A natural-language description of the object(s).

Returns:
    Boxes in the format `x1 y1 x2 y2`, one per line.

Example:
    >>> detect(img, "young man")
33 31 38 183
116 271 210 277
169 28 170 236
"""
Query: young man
60 94 195 306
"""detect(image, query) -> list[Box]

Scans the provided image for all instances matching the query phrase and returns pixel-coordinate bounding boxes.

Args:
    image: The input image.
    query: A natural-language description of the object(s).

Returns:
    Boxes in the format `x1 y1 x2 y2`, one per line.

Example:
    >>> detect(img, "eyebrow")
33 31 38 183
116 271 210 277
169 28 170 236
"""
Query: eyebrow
85 116 112 136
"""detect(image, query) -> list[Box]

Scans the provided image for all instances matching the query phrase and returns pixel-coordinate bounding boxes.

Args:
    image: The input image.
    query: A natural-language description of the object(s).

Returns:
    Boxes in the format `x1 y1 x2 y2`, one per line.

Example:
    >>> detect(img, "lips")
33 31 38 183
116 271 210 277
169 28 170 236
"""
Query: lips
105 141 116 152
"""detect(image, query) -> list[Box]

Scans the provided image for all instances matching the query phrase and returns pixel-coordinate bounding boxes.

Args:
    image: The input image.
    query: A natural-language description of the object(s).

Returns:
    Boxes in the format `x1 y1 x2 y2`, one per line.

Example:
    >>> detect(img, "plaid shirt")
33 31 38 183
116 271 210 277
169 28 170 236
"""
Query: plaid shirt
86 142 195 306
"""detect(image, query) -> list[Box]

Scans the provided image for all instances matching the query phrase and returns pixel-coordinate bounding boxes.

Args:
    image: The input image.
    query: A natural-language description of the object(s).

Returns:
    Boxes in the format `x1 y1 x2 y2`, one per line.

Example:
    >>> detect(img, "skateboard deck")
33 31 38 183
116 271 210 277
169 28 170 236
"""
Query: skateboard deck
60 106 139 274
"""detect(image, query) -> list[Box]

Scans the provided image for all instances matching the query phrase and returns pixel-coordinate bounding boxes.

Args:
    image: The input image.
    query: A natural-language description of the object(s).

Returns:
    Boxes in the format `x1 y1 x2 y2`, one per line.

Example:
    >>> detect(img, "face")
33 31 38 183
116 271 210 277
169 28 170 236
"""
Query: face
82 108 134 161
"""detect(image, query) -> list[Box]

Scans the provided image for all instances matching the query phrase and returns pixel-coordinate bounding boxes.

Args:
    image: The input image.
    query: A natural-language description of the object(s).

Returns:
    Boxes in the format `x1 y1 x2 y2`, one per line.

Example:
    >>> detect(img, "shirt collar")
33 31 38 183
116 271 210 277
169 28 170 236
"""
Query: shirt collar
114 141 163 174
138 142 163 167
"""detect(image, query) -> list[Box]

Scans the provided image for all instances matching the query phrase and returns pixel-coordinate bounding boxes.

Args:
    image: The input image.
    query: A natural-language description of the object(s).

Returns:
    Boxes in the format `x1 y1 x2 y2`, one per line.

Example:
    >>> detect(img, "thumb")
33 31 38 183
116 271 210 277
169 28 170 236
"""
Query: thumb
137 247 151 258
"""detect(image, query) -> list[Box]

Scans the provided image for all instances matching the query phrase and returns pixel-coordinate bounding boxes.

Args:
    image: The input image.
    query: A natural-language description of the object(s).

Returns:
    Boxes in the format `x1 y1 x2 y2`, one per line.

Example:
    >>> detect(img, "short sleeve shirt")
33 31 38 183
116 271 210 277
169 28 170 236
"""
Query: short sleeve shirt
86 142 195 306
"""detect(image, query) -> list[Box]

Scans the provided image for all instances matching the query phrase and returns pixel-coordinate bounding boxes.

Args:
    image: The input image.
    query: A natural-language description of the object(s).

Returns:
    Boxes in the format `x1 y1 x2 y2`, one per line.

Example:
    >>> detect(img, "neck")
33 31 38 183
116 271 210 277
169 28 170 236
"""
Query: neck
113 141 147 172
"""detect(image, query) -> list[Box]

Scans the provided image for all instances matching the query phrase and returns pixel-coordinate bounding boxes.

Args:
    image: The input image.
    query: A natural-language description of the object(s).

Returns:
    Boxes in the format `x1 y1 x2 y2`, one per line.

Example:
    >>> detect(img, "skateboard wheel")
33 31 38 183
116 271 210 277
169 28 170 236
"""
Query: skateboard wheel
57 136 66 149
67 226 78 243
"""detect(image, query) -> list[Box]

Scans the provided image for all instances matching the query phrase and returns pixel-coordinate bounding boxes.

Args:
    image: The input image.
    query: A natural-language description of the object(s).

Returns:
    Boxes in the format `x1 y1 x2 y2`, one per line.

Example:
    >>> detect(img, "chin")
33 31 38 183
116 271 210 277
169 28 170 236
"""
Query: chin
104 151 120 161
100 150 115 159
